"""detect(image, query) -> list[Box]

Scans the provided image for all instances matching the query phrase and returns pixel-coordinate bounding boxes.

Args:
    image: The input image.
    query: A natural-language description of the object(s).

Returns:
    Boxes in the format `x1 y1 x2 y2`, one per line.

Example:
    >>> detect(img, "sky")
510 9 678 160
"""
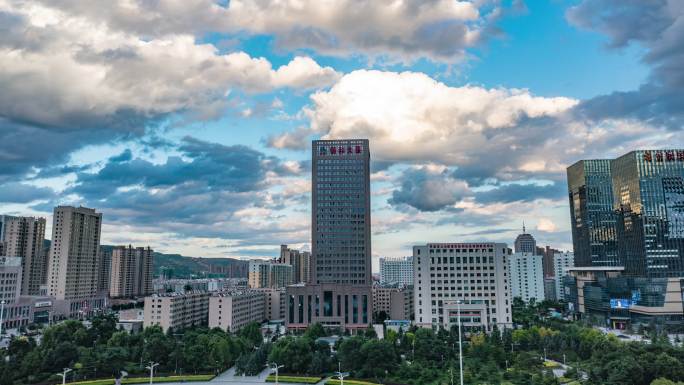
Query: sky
1 0 683 270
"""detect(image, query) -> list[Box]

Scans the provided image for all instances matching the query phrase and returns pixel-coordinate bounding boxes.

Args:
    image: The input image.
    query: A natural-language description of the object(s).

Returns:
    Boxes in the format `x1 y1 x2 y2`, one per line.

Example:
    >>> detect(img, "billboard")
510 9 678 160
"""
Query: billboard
610 299 631 309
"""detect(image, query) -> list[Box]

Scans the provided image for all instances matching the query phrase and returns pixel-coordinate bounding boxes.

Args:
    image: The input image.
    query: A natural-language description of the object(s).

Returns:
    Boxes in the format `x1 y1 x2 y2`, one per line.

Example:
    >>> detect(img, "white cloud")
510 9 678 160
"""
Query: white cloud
270 69 683 184
536 218 558 232
0 1 340 129
34 0 502 63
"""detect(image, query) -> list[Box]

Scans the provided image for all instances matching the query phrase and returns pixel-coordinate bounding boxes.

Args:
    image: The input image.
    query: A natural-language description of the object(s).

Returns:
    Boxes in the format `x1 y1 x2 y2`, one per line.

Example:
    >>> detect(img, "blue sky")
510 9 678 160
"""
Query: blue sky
1 0 682 269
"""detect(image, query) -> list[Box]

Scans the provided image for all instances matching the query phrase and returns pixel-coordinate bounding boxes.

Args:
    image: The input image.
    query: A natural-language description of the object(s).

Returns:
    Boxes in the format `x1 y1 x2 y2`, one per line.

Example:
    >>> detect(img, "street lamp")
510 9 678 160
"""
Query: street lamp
57 368 72 385
0 300 6 336
269 362 284 385
146 362 159 385
336 362 350 385
455 300 464 385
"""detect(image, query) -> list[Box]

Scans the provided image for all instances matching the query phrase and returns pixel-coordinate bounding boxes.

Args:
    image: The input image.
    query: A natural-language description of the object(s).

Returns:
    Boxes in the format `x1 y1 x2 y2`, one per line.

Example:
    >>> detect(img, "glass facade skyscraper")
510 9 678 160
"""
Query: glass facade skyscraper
286 139 372 330
311 139 371 285
567 159 618 267
612 150 684 278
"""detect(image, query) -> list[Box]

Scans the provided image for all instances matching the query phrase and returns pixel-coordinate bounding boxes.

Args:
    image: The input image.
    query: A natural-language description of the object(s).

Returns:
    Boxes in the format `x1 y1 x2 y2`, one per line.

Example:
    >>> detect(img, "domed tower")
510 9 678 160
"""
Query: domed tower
514 222 537 254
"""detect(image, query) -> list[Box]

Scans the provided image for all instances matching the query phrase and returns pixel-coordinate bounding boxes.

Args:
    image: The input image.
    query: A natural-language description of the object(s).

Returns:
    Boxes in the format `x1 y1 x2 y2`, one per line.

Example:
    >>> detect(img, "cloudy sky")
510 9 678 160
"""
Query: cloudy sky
1 0 683 267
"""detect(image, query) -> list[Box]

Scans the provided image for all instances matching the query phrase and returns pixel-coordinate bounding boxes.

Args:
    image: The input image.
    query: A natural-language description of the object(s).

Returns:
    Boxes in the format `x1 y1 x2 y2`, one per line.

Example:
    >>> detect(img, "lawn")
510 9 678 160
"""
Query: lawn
67 374 215 385
265 375 322 384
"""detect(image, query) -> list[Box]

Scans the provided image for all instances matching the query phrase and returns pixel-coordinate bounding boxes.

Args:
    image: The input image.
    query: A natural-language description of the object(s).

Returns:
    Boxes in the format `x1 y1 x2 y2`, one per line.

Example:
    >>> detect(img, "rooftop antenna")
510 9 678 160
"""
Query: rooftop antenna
522 221 526 234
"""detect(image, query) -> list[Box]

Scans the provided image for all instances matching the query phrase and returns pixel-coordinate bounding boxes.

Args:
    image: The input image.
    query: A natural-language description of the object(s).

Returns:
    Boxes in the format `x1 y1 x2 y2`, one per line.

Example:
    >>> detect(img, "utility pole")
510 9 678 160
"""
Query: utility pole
57 368 72 385
336 362 350 385
146 362 159 385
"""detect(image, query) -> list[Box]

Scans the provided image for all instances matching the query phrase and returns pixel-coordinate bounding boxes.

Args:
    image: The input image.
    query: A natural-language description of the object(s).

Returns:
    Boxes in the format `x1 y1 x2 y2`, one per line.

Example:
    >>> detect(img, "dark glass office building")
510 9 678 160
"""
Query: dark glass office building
286 139 372 330
612 150 684 278
567 159 619 267
311 139 372 285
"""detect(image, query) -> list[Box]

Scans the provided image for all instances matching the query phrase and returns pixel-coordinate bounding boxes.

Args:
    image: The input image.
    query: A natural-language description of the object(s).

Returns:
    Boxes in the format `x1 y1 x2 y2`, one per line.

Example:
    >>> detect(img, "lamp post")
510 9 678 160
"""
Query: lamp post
146 362 159 385
269 362 284 385
456 300 464 385
57 368 72 385
0 300 6 336
336 362 350 385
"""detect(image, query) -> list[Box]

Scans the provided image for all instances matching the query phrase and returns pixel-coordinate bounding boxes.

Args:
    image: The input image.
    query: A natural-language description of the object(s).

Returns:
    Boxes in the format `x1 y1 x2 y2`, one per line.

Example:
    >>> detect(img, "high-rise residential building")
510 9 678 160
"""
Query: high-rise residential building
413 242 512 331
514 224 537 254
143 291 210 332
379 256 413 285
372 285 413 320
0 215 47 295
537 245 561 277
279 245 311 284
0 256 22 303
508 252 545 303
47 206 102 303
208 290 266 332
286 139 372 330
611 150 684 278
110 245 154 298
98 246 112 293
553 251 575 300
567 159 618 267
248 260 293 288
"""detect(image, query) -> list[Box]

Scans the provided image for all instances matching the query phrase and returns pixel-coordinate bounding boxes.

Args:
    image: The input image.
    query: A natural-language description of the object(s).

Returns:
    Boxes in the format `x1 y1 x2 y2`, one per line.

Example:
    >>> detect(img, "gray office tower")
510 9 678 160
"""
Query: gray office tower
286 139 372 330
567 159 619 267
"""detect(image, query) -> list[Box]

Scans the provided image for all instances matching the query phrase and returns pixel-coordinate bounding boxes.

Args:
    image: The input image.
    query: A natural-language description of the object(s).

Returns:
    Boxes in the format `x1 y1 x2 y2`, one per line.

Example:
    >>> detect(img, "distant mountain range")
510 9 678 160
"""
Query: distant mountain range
43 240 249 279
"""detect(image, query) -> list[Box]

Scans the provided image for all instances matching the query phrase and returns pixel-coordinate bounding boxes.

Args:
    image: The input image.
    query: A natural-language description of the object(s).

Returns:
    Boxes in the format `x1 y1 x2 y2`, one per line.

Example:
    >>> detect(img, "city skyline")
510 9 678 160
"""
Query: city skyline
1 1 683 262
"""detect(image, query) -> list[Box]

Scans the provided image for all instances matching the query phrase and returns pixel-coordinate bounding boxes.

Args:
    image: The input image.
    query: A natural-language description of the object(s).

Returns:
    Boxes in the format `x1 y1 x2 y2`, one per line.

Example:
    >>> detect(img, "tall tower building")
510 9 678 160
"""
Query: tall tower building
47 206 102 302
311 139 371 285
611 150 684 277
110 245 154 298
0 215 47 295
286 139 372 330
513 224 537 254
567 159 618 267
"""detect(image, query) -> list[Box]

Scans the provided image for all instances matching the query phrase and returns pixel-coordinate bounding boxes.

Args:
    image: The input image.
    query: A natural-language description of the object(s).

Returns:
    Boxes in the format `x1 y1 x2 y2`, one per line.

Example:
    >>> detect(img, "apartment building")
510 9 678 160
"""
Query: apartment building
0 215 47 295
208 290 266 332
143 291 210 332
110 245 153 298
509 252 545 303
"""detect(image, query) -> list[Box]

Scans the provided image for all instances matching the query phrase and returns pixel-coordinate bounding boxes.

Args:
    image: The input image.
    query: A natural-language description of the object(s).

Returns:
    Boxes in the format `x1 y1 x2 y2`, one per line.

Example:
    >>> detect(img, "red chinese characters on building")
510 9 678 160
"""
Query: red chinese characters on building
666 151 675 161
330 146 337 154
656 152 664 162
338 146 345 154
644 151 652 161
678 151 684 161
355 145 361 154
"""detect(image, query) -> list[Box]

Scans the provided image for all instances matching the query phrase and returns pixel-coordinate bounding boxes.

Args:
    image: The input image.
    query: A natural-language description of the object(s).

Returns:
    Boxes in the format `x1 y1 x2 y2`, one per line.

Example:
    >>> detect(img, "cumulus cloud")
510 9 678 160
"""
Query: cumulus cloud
536 218 558 233
389 166 470 211
38 0 507 63
271 69 683 186
0 1 339 181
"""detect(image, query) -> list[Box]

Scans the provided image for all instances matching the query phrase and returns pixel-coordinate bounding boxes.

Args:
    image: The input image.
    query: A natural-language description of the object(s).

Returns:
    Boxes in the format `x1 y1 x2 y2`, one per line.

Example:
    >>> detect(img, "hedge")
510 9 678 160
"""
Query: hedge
265 375 322 384
67 375 214 385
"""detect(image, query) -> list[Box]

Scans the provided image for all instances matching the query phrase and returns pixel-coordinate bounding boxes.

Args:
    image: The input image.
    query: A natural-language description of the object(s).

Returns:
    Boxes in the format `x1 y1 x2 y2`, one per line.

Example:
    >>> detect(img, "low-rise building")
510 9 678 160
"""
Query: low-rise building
373 285 413 320
143 291 210 332
208 290 266 332
253 287 285 320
